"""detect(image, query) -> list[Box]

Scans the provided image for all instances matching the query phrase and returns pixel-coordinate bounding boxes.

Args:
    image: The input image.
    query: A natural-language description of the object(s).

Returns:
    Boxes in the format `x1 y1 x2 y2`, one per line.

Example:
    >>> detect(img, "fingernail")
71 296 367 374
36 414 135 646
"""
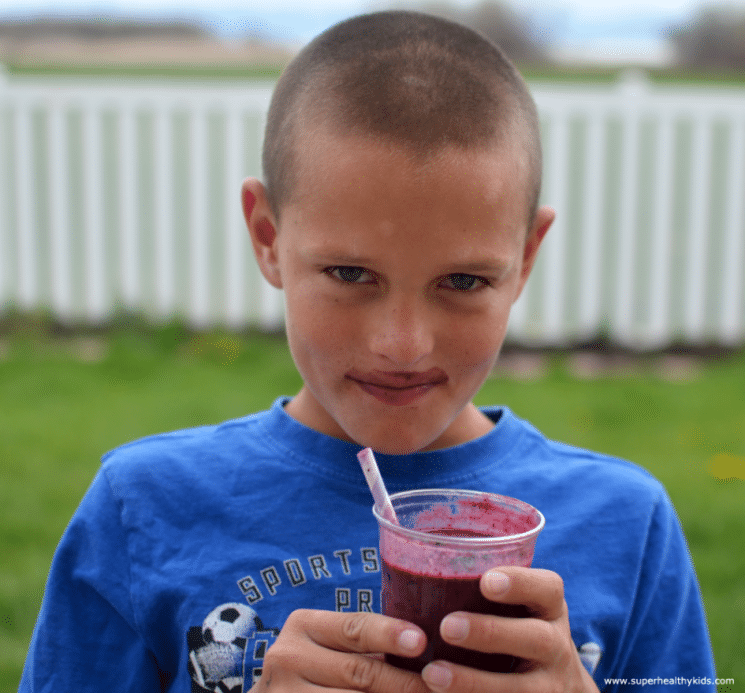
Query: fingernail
422 662 452 690
484 570 510 595
398 628 424 653
441 614 469 641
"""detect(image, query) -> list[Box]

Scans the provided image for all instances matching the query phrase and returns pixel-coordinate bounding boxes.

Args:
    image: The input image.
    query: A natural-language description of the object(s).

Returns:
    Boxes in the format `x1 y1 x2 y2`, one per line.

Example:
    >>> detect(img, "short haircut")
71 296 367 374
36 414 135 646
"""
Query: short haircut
262 10 542 223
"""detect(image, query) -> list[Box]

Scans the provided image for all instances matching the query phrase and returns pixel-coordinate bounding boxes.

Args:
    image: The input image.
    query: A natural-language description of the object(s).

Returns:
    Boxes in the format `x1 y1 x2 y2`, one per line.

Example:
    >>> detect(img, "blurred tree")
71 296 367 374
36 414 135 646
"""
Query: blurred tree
417 1 550 64
669 5 745 70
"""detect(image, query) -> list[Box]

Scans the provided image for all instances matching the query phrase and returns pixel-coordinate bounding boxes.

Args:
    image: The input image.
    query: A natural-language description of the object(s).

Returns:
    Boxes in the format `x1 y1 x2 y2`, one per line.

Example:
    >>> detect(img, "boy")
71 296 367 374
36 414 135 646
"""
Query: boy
20 10 714 693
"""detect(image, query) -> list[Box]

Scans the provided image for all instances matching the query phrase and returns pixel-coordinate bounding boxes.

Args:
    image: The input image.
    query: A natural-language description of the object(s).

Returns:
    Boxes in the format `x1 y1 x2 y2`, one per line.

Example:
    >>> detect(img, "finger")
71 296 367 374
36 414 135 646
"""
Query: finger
304 648 428 693
439 610 560 663
480 566 565 620
422 660 529 693
274 642 430 692
295 609 427 658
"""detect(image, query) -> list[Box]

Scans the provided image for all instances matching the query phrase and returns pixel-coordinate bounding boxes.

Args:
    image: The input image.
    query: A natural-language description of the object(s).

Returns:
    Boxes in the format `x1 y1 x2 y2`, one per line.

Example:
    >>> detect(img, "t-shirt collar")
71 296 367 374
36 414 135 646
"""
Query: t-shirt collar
258 396 524 491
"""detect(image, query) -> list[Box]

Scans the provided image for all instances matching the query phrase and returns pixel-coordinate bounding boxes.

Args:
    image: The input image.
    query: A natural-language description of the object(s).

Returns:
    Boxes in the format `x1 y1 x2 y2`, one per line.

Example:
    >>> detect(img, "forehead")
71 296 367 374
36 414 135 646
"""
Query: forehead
290 125 530 224
280 127 532 265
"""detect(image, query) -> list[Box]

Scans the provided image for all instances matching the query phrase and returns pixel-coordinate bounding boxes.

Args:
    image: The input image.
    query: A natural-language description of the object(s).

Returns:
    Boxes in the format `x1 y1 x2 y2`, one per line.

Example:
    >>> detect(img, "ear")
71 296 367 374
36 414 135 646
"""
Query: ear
514 204 555 302
242 178 283 289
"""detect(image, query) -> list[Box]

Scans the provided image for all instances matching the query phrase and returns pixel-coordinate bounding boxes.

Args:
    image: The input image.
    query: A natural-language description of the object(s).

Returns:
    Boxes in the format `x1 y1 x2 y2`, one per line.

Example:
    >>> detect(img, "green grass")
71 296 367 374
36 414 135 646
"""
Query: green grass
5 62 285 80
7 59 745 86
1 321 743 690
520 63 745 86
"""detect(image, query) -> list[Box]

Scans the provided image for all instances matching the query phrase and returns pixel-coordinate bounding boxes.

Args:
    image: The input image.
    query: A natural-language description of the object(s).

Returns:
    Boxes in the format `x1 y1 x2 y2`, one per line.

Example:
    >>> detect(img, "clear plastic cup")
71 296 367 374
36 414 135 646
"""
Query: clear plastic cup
373 488 545 673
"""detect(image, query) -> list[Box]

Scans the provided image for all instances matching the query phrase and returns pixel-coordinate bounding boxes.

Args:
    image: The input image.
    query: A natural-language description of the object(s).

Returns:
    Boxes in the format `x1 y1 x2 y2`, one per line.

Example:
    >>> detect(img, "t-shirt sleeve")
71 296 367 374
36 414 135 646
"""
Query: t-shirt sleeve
602 491 716 691
18 469 167 692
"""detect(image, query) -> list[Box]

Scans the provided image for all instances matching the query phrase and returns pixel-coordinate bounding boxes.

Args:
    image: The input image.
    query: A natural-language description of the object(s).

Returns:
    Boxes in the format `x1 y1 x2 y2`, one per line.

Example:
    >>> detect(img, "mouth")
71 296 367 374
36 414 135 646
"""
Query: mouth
347 368 447 407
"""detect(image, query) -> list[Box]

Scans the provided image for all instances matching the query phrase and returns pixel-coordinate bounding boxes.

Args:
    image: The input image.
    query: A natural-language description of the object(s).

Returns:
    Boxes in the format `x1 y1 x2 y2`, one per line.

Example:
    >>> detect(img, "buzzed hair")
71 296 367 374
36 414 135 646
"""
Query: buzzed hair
262 10 542 223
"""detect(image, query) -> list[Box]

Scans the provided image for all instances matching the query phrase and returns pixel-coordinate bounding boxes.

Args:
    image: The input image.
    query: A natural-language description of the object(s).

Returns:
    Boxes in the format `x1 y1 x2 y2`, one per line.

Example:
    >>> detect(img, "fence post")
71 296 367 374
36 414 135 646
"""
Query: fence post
118 104 140 310
224 108 247 330
13 89 37 312
48 99 74 321
153 106 176 319
646 112 676 348
0 64 7 311
720 120 745 345
613 70 648 346
577 110 607 340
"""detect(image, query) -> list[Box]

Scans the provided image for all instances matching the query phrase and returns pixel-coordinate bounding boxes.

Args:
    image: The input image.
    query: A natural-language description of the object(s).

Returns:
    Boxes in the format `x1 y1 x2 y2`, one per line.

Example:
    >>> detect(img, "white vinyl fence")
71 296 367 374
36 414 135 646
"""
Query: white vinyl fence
1 69 744 348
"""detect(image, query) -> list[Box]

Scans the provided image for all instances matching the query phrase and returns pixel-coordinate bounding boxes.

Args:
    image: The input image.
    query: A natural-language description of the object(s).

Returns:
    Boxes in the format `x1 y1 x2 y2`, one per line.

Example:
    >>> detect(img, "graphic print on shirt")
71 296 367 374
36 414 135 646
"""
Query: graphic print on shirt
187 544 380 692
186 544 605 691
187 602 277 693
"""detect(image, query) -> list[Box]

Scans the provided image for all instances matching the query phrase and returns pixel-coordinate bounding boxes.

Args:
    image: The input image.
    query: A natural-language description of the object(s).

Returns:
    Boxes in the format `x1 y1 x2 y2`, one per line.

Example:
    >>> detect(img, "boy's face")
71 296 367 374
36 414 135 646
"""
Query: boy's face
243 127 553 455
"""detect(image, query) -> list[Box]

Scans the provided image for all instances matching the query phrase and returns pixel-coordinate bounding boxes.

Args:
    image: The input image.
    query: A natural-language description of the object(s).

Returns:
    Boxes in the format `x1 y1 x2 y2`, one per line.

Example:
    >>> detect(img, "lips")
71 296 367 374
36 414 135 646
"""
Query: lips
347 368 447 406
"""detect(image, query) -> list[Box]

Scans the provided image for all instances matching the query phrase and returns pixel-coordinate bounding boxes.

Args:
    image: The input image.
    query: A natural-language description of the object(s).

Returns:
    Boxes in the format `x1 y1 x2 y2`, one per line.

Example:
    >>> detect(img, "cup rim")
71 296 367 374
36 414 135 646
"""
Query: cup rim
372 488 545 547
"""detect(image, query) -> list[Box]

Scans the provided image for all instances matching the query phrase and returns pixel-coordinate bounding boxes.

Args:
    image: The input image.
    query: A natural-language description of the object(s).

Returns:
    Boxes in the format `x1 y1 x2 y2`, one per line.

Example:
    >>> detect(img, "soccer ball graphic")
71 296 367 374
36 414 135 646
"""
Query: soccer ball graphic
188 603 260 691
202 603 259 648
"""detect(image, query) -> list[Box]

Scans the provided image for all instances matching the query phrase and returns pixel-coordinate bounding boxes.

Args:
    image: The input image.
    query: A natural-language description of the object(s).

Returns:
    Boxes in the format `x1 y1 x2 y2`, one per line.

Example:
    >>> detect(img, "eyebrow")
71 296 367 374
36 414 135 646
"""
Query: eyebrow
303 246 512 272
302 249 378 266
444 260 511 275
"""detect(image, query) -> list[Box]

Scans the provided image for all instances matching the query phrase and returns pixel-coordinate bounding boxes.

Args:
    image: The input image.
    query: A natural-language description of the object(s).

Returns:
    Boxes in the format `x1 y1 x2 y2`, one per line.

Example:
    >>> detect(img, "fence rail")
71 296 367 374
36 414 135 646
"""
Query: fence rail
1 70 744 348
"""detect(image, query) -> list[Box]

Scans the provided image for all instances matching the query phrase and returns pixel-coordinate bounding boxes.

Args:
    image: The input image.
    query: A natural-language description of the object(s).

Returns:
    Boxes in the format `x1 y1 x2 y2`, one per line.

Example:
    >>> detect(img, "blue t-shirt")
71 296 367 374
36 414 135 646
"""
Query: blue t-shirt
20 398 715 692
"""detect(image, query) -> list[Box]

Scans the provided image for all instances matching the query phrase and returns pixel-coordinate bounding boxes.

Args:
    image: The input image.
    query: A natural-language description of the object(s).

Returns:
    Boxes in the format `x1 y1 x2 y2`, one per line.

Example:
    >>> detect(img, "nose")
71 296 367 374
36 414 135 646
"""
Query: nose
367 296 435 367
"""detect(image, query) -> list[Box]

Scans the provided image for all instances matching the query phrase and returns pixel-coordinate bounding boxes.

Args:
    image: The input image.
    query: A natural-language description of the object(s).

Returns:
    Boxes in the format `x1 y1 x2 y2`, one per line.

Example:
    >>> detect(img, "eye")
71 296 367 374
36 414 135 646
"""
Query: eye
440 273 488 292
325 266 374 284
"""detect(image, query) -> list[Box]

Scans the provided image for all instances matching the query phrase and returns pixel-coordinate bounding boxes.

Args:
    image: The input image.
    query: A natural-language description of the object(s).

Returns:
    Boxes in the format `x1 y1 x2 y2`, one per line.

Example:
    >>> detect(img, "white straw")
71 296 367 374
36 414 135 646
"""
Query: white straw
357 447 398 525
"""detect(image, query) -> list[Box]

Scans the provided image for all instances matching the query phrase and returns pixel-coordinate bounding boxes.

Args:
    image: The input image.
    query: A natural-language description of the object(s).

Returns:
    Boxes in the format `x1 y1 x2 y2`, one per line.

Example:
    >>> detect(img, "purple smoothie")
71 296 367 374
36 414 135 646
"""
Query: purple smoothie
374 490 544 674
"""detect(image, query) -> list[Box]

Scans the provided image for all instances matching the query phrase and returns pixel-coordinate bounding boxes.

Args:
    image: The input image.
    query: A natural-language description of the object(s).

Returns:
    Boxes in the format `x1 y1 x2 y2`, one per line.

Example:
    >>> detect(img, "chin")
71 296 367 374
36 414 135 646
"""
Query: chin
351 424 441 456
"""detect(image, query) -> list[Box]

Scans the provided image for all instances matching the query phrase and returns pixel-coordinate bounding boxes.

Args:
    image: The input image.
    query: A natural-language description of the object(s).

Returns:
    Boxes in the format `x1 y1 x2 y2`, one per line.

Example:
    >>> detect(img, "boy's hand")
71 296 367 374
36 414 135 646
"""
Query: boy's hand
250 609 430 692
421 567 601 693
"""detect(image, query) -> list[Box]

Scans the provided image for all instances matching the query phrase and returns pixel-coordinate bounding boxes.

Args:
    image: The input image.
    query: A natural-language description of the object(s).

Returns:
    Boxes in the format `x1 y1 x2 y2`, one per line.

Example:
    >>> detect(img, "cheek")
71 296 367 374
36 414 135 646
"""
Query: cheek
443 306 512 375
457 302 511 348
285 290 351 364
